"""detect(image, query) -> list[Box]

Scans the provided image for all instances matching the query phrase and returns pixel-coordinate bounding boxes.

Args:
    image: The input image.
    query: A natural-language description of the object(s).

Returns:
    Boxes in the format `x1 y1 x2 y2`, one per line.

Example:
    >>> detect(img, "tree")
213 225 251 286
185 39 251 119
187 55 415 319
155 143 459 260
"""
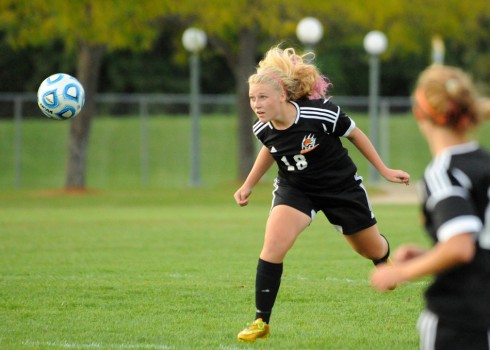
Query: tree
0 0 171 189
171 0 338 180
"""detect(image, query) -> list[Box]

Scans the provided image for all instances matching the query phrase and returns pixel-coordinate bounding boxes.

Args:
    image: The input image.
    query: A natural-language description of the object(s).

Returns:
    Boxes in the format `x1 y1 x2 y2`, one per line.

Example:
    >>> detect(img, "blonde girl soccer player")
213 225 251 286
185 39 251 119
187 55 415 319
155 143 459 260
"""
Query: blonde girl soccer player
234 46 410 342
371 65 490 350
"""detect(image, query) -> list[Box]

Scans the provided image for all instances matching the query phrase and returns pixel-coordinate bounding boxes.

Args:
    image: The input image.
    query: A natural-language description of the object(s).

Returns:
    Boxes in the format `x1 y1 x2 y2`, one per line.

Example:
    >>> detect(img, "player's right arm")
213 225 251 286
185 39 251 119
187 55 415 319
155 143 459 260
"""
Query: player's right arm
234 146 275 207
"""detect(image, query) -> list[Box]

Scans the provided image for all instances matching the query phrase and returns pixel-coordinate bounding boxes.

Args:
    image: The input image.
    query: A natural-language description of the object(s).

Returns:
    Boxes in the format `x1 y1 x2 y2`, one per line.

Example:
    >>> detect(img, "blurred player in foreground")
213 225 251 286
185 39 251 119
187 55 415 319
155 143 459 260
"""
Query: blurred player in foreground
234 45 410 343
371 65 490 350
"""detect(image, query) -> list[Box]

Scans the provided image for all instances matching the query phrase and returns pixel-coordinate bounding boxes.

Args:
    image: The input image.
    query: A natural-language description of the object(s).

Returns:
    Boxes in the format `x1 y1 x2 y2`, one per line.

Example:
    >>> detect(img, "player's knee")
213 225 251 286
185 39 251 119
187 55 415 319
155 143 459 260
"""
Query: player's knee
371 234 390 265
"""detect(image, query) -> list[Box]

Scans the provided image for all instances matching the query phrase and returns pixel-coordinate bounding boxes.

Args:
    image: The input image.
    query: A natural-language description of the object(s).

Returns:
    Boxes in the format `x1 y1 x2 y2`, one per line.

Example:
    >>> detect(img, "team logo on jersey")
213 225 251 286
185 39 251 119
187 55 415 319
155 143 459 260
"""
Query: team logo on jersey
301 133 319 154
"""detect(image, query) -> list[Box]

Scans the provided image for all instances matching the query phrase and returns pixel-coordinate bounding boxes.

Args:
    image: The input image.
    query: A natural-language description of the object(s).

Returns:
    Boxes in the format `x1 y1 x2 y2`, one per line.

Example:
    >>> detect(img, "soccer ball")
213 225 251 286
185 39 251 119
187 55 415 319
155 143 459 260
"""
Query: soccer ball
37 73 85 120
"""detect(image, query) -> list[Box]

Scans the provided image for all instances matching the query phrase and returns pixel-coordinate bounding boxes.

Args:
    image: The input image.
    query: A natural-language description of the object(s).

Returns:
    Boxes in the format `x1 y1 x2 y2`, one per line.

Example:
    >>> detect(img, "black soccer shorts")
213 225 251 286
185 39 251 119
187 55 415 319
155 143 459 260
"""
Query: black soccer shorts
271 177 377 235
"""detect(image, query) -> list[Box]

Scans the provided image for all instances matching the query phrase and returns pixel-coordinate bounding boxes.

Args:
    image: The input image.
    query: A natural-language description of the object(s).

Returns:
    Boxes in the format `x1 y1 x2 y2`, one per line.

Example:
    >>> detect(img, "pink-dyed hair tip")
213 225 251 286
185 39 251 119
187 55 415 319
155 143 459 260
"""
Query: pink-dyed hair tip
309 76 331 100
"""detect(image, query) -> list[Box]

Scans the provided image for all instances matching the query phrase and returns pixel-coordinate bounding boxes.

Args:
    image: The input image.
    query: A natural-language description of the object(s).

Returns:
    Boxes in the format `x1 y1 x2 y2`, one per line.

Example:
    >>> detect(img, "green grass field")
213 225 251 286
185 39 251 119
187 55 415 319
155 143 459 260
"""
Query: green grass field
1 114 489 349
0 186 428 350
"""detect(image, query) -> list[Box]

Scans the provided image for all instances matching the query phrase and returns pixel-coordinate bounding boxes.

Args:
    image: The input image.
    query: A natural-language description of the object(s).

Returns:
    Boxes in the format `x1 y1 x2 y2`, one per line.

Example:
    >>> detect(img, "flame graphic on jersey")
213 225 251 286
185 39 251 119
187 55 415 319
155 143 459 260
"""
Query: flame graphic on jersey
301 133 319 154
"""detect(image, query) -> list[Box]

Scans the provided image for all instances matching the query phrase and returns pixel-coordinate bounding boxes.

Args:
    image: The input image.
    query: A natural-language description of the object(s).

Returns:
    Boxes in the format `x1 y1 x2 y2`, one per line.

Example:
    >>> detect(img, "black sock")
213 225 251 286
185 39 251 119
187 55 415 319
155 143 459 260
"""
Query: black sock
254 258 283 324
372 234 390 266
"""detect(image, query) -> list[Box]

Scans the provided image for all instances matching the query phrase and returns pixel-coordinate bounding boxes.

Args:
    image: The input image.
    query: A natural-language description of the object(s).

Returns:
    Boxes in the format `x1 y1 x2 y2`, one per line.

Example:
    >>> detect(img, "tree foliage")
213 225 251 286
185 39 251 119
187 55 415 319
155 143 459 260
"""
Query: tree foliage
0 0 169 50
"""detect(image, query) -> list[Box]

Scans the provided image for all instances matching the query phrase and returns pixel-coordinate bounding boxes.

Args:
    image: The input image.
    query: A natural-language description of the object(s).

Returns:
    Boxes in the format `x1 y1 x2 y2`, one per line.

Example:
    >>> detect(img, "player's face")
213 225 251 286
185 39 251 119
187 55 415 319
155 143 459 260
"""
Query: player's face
249 83 285 123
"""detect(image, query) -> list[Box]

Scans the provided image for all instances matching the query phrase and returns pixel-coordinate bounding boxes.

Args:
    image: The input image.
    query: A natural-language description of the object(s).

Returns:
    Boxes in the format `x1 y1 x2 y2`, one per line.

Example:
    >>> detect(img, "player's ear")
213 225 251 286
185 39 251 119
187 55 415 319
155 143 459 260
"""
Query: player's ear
412 104 425 122
279 90 288 102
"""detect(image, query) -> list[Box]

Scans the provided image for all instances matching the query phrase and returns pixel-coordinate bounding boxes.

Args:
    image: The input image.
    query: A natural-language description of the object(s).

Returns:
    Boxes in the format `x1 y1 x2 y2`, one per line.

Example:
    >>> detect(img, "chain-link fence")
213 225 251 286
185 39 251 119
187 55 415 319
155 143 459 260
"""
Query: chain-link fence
0 93 411 189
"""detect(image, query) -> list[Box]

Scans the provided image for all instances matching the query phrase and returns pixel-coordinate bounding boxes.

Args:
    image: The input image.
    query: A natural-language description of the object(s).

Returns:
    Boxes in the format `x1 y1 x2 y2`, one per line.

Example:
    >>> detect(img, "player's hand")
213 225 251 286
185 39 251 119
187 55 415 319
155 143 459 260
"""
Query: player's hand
382 169 410 185
394 245 427 262
370 264 400 292
234 186 252 207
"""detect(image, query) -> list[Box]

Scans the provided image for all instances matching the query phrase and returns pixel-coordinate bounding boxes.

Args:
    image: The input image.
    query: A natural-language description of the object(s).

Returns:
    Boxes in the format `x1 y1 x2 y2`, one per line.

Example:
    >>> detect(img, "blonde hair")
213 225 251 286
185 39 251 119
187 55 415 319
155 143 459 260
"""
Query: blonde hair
412 65 489 132
478 97 490 121
248 46 331 100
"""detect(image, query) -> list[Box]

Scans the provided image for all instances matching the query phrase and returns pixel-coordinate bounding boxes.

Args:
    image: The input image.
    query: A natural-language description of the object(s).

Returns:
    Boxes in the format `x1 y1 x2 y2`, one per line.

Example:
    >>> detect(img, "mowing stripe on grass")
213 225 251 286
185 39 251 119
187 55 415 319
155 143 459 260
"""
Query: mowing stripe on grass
324 277 428 286
21 340 171 349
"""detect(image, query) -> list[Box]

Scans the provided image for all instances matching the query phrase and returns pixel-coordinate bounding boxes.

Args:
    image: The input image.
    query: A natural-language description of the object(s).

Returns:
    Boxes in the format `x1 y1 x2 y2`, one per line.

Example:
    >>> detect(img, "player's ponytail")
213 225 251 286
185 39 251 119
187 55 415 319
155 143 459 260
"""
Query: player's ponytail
249 45 331 100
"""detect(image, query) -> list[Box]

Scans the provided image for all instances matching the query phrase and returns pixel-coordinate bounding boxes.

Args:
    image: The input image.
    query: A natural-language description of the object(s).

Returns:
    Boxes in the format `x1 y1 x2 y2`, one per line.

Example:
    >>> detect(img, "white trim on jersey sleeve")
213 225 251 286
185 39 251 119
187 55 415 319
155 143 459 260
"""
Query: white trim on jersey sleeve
451 168 473 190
252 120 271 136
426 187 468 211
437 215 482 242
342 118 356 137
295 102 340 127
424 151 471 211
441 141 479 155
289 100 301 124
300 106 339 121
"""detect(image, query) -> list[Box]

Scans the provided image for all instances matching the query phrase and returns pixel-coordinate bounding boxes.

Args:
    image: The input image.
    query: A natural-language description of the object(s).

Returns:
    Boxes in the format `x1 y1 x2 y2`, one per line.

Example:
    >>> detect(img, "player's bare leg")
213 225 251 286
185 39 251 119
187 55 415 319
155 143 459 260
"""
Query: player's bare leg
260 205 311 263
238 205 310 342
344 225 388 261
344 225 396 289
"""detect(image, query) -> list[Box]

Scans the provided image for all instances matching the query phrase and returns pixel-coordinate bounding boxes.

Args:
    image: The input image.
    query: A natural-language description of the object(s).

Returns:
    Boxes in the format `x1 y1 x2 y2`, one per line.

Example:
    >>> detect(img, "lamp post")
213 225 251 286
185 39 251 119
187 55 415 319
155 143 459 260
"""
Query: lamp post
296 17 323 53
182 27 207 187
431 35 445 65
363 30 387 185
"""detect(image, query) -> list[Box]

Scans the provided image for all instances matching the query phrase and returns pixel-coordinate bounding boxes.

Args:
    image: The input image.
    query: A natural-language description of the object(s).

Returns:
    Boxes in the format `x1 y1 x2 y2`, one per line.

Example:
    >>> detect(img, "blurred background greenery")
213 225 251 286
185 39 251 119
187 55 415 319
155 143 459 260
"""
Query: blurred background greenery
1 0 488 96
0 0 489 189
1 113 489 189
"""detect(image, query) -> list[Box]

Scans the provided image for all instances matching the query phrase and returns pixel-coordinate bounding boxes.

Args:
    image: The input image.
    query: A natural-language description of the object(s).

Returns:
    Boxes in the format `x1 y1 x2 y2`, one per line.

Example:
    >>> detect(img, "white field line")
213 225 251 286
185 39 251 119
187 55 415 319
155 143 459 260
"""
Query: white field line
21 340 171 349
324 276 428 286
1 273 429 286
288 275 428 286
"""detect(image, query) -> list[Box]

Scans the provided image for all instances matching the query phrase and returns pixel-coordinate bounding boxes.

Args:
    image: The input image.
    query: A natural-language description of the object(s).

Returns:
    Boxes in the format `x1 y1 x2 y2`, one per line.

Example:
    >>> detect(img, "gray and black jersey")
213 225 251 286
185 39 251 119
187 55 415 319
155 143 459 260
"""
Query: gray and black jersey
419 141 490 329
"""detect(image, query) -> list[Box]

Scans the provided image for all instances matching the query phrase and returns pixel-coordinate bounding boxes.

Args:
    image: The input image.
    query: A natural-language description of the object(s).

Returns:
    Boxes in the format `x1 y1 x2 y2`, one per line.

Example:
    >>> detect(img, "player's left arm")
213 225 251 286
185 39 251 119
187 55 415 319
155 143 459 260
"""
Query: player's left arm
371 232 476 291
346 127 410 185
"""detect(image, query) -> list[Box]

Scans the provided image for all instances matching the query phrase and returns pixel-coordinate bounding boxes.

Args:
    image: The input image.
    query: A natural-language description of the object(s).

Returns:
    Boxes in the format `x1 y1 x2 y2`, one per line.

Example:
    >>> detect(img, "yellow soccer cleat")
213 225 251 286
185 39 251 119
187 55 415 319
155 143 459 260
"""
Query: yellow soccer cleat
237 318 270 342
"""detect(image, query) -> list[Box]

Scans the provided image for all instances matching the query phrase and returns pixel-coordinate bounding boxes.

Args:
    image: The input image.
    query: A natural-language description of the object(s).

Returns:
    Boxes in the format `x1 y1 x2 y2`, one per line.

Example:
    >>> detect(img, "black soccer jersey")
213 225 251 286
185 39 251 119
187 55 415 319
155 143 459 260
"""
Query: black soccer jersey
418 141 490 329
253 99 358 193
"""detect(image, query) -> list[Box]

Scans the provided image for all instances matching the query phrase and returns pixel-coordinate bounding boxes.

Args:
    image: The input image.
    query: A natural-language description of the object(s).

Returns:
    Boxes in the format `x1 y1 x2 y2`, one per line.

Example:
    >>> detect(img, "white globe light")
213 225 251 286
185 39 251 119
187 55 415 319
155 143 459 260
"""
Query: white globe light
363 31 388 56
182 28 207 53
296 17 323 45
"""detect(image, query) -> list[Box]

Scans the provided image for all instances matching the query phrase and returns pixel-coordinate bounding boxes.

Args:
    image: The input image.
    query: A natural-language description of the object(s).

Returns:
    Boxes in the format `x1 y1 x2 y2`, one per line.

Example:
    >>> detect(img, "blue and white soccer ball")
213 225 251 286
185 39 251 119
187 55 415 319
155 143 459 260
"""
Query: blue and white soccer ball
37 73 85 120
